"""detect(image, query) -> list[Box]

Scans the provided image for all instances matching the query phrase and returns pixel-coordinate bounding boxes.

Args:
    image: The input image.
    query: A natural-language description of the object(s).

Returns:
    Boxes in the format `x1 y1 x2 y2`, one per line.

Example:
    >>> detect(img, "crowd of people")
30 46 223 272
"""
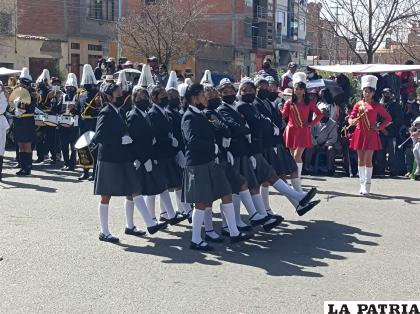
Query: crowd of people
0 56 419 250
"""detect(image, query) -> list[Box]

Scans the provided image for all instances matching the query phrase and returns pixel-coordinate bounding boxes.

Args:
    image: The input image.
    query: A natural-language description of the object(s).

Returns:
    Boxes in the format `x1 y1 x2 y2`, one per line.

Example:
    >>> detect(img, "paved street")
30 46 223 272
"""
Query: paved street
1 151 420 314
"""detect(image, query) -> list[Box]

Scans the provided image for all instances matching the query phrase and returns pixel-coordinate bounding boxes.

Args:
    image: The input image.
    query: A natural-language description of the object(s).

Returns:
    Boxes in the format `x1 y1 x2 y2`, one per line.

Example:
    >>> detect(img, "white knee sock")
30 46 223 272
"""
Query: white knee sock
251 194 268 217
160 190 176 219
290 177 303 193
272 179 305 202
297 162 303 177
233 194 248 227
221 203 240 237
204 207 219 239
133 195 155 227
260 186 270 211
145 195 156 220
239 190 258 216
124 199 135 229
192 208 205 244
174 189 184 213
221 204 228 228
98 203 110 235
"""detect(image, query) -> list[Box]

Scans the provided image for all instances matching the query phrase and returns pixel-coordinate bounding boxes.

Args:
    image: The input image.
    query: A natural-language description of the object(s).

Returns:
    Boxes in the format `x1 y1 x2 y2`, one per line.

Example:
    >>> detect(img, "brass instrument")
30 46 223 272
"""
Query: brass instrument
8 87 32 113
81 92 102 119
398 125 420 149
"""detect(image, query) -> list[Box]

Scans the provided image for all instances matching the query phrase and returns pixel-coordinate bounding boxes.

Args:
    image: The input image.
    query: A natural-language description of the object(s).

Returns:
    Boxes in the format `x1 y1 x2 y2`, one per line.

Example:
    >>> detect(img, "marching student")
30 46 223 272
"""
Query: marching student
348 75 392 195
254 76 305 212
93 82 166 243
236 78 320 217
13 68 37 176
78 64 101 181
217 79 277 231
281 72 323 188
181 83 252 251
0 82 9 181
59 73 79 171
146 85 186 225
165 71 192 218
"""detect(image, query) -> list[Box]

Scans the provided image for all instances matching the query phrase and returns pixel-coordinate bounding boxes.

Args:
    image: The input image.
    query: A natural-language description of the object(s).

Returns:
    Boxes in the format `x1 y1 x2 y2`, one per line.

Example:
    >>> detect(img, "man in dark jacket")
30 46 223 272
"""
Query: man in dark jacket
257 57 279 84
374 88 402 176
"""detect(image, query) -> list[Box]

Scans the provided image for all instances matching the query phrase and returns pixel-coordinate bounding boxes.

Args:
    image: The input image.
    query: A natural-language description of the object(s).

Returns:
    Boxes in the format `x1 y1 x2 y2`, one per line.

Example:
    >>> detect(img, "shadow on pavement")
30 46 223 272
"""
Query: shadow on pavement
116 220 380 277
316 190 420 204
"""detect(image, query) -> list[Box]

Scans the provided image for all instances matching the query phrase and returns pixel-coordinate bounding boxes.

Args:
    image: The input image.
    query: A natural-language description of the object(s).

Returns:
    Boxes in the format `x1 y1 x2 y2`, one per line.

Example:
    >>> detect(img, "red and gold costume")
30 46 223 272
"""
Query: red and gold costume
348 101 392 151
281 99 323 148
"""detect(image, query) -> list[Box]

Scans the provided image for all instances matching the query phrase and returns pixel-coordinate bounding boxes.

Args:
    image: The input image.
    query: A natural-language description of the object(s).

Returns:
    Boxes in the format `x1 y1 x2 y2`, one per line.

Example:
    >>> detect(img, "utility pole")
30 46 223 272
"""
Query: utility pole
117 0 122 60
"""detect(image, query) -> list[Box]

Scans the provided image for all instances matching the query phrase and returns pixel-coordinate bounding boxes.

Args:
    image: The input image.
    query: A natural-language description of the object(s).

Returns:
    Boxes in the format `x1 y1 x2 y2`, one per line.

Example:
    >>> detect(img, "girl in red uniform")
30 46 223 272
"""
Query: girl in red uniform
348 75 392 195
281 72 323 190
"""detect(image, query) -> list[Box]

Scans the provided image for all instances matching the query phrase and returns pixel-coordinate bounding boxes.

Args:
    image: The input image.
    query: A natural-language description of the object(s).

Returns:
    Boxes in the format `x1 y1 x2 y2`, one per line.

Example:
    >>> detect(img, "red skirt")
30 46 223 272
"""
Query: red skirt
283 125 312 149
349 128 382 151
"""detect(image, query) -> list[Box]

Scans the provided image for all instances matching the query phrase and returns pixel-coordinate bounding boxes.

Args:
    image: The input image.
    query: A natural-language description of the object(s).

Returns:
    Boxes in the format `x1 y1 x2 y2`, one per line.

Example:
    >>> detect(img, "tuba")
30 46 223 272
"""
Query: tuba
8 87 32 115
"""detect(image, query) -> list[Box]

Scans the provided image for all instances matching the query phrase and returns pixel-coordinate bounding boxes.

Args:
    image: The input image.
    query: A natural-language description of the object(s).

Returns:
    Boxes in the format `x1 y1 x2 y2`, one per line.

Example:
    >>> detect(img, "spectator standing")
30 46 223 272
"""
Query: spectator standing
257 57 279 83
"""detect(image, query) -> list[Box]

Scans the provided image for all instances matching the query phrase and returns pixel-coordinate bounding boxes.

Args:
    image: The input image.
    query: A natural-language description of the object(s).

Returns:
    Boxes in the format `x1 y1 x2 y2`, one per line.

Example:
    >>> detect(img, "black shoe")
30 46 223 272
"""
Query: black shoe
230 232 253 243
68 166 75 171
13 163 21 169
33 158 44 164
99 233 119 243
205 231 224 243
87 175 95 181
50 159 57 165
168 212 189 225
61 165 70 171
147 222 167 235
263 216 283 232
249 212 270 227
159 212 168 222
299 187 317 206
267 212 285 221
16 168 31 176
297 200 321 217
190 241 214 251
221 228 230 237
125 226 146 237
238 225 253 232
78 172 90 181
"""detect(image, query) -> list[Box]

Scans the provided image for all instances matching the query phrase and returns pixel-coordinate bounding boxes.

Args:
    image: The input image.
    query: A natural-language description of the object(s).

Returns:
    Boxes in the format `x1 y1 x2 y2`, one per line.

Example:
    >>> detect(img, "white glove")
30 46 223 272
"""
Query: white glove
265 117 272 123
222 137 231 148
134 159 141 170
152 137 156 145
273 147 278 155
175 150 186 169
15 108 23 116
122 135 133 145
215 157 220 164
214 144 219 155
249 156 257 169
245 134 252 143
227 151 234 166
273 126 280 136
171 136 179 148
13 97 21 107
144 159 153 172
153 160 158 165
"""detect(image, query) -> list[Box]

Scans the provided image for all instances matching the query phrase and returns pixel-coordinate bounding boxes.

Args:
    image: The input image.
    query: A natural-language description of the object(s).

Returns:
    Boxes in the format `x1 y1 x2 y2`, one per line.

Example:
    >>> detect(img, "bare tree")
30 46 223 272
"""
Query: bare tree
317 0 420 63
117 0 210 65
393 21 420 63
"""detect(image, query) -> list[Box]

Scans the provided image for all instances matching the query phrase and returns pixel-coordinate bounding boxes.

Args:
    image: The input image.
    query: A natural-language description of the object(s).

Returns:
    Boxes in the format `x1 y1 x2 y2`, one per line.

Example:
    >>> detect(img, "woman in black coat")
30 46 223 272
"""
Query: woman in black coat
181 83 252 251
93 82 166 243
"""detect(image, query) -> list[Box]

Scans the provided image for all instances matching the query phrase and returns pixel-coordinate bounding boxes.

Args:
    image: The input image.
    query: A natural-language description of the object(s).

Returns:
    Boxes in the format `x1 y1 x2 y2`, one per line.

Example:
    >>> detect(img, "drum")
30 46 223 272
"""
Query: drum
43 114 59 127
34 114 46 127
59 115 74 127
75 131 95 168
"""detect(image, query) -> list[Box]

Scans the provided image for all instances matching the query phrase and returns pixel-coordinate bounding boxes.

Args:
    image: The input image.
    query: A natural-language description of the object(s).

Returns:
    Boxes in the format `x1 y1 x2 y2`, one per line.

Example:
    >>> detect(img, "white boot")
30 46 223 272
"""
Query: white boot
365 167 373 195
358 166 366 195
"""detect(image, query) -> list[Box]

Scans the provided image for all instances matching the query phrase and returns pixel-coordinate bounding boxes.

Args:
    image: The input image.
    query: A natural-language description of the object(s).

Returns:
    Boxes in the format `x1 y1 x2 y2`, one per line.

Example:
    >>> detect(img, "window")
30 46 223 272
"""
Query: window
89 0 115 21
88 44 103 51
71 43 80 50
88 55 102 68
245 0 253 7
0 12 12 34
